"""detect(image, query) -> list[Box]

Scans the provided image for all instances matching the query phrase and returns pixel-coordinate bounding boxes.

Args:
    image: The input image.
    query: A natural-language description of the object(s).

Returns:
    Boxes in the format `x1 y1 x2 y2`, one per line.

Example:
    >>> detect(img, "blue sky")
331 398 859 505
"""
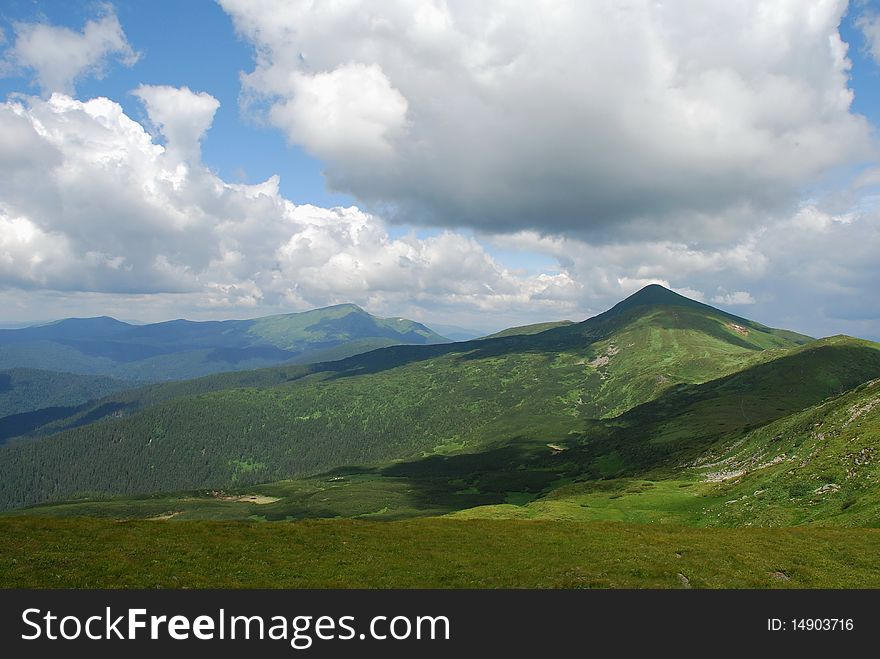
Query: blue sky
0 1 879 337
842 2 880 125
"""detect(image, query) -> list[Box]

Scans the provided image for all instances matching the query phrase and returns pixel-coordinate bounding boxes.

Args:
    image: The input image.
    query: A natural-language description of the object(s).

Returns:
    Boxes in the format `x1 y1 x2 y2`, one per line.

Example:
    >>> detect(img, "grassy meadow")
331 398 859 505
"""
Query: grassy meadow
2 516 878 589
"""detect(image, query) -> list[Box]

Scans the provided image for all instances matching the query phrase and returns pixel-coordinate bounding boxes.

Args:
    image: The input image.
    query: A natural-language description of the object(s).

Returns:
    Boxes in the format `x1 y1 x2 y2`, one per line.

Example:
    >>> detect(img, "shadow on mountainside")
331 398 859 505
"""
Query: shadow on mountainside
281 342 880 519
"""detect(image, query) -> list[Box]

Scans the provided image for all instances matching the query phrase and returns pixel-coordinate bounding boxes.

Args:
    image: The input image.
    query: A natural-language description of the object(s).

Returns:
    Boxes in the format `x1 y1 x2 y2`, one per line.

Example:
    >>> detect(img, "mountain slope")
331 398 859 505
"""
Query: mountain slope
13 337 880 523
422 323 484 342
447 338 880 527
0 305 448 382
693 367 880 527
0 285 838 511
0 368 131 418
0 369 134 446
16 284 812 440
480 320 574 339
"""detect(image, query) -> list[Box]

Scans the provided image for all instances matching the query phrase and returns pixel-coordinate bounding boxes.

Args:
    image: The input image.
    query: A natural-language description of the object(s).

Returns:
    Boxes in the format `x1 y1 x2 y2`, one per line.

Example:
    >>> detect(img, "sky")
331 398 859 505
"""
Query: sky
0 0 879 338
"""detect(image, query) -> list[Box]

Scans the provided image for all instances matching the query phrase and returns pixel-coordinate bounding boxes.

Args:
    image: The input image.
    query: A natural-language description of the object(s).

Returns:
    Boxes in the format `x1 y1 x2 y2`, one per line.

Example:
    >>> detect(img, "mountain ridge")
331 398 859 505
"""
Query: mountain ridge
3 284 868 513
0 304 449 382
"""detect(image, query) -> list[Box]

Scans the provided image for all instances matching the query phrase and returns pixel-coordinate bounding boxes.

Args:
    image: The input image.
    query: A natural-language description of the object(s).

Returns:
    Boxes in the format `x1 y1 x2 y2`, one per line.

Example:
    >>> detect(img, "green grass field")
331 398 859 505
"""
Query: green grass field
2 516 878 589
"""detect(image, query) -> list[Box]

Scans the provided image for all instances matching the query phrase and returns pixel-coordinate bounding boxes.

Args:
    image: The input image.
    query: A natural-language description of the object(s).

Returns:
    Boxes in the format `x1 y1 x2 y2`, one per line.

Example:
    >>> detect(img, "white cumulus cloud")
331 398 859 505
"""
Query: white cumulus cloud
1 5 879 339
221 0 872 240
4 6 139 95
712 291 756 306
265 62 409 167
857 10 880 65
133 85 221 162
0 91 580 328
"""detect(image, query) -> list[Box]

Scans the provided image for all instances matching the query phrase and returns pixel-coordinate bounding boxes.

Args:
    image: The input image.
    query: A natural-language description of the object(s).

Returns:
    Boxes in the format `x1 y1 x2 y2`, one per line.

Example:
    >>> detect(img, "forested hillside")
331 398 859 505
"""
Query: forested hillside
0 368 131 418
3 285 854 512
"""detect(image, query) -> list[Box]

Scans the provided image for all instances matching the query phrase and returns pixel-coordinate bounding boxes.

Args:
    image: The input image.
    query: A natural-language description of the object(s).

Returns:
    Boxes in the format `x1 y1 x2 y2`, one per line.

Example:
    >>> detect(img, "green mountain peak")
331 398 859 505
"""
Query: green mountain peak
605 284 713 316
318 303 366 314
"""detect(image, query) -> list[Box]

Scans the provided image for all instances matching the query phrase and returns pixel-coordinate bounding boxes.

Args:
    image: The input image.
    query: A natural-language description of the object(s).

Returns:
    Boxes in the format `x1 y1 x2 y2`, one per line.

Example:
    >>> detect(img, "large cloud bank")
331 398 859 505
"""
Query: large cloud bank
222 0 872 240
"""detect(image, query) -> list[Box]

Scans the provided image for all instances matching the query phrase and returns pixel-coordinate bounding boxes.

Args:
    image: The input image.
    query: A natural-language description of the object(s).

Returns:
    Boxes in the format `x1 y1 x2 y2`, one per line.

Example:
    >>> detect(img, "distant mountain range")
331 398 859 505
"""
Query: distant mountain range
0 304 448 383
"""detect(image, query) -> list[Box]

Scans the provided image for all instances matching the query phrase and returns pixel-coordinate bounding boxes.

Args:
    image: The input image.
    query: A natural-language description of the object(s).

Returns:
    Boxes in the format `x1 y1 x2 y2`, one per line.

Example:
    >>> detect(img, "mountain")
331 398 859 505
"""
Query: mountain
7 284 869 513
0 369 133 445
8 282 814 442
2 316 131 341
591 284 811 344
0 304 448 382
480 320 574 339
